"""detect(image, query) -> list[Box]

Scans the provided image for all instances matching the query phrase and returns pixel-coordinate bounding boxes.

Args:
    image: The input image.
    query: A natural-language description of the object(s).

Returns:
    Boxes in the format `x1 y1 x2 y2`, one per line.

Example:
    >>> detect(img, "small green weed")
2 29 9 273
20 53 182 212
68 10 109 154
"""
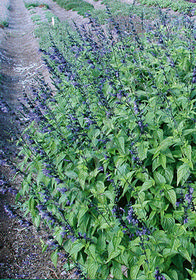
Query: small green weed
24 2 49 10
0 20 9 28
31 14 41 23
7 5 12 11
30 10 36 14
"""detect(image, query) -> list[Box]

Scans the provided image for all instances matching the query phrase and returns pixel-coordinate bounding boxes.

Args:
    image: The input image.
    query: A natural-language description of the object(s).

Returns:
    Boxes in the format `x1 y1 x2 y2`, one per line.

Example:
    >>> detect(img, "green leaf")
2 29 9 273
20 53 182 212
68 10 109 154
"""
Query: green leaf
152 157 161 172
183 145 192 162
97 232 106 252
179 247 192 263
70 242 85 260
88 244 97 260
183 128 196 136
137 141 149 160
164 188 176 208
96 181 105 193
117 136 125 154
163 248 178 258
162 273 172 280
164 167 174 184
77 205 88 225
139 179 155 193
34 214 41 228
106 249 121 263
161 214 175 232
168 269 179 280
87 258 99 279
153 137 174 158
28 196 37 217
154 171 166 185
111 261 123 279
54 227 63 245
177 163 190 186
160 153 166 169
51 249 58 268
130 265 140 279
186 268 196 278
65 170 77 179
100 222 110 230
40 239 48 253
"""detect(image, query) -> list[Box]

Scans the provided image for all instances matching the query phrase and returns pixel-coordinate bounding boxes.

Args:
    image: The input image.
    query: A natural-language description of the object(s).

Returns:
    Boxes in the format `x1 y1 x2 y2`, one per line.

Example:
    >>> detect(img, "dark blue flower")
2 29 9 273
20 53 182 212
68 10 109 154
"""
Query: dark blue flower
155 268 165 280
127 206 138 225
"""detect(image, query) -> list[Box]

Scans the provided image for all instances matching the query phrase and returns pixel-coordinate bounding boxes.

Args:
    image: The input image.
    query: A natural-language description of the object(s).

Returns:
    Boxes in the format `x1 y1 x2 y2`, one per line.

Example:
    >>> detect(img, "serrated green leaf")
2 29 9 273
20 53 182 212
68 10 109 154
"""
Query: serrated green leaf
130 265 140 279
153 137 174 159
139 179 155 193
164 167 174 184
106 249 121 263
87 258 99 279
164 188 176 208
183 128 196 136
161 214 175 232
137 141 149 160
186 268 196 277
111 261 123 279
51 249 58 268
162 248 178 258
70 242 85 260
54 227 63 245
117 136 125 154
168 269 179 280
183 145 192 162
28 196 36 217
154 171 166 185
88 244 97 260
160 153 166 169
65 170 77 179
104 190 115 201
77 205 88 225
34 214 41 228
96 181 105 193
177 163 190 186
152 157 161 172
97 232 106 252
179 247 192 263
162 273 172 280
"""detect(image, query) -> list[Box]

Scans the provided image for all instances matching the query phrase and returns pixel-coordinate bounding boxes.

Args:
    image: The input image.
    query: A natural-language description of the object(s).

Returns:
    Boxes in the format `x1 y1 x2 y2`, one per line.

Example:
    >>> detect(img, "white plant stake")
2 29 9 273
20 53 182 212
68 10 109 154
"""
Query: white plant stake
52 17 54 26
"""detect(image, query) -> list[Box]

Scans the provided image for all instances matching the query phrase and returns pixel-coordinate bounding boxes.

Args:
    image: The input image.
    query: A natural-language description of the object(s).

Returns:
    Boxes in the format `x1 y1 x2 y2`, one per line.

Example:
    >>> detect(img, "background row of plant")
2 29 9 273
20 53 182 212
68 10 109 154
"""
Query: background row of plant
16 2 196 279
50 0 196 18
138 0 196 14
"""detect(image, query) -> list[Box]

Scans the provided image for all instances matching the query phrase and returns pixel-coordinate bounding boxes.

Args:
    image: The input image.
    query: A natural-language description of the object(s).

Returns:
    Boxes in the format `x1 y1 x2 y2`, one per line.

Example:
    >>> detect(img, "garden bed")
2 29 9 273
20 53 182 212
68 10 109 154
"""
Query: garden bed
0 0 196 279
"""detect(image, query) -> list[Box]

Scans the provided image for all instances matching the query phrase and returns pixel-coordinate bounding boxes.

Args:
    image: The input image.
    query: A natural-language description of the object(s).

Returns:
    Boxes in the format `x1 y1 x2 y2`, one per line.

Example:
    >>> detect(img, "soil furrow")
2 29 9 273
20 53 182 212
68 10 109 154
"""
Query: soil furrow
0 0 80 278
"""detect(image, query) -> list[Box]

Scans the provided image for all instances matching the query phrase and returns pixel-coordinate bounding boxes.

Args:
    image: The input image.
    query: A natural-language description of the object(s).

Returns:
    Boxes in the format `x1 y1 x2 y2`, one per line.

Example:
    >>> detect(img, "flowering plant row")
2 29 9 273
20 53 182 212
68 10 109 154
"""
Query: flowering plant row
129 0 196 14
17 9 196 279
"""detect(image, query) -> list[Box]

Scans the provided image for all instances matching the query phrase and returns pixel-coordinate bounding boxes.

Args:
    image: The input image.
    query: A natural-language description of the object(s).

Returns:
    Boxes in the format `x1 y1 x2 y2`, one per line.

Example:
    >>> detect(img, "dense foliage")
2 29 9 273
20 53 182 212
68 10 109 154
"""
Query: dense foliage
16 8 196 280
138 0 196 14
52 0 95 16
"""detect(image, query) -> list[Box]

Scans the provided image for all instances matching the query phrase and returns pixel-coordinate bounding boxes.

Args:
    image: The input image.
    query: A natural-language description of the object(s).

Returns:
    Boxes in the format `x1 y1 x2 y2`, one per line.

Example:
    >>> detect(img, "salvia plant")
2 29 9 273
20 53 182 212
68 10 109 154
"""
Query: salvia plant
138 0 196 14
52 0 95 16
15 7 196 279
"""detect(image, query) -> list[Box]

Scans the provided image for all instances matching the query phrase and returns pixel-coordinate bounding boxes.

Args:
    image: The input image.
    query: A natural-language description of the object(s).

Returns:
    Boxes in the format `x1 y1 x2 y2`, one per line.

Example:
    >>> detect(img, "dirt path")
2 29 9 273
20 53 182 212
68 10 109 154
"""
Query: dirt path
0 0 90 278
